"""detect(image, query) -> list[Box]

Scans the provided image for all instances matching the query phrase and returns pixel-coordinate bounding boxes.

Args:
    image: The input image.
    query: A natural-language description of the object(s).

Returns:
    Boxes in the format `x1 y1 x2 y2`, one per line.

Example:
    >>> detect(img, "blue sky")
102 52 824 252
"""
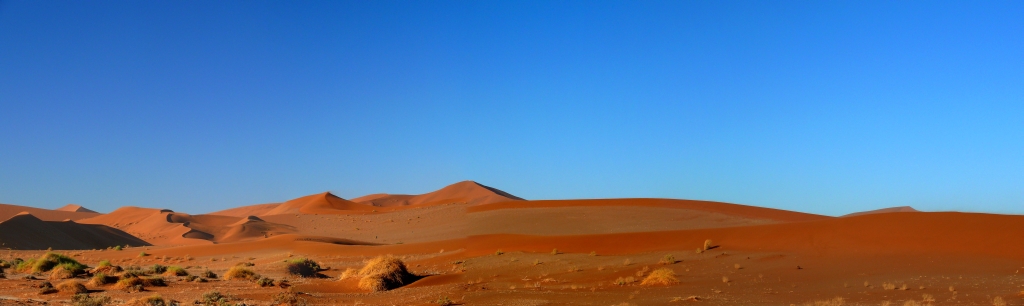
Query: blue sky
1 1 1021 216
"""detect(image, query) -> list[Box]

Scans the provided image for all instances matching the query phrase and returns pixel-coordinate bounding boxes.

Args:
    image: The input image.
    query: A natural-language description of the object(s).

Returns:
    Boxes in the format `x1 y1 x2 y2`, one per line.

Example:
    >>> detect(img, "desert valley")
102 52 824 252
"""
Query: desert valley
0 181 1020 306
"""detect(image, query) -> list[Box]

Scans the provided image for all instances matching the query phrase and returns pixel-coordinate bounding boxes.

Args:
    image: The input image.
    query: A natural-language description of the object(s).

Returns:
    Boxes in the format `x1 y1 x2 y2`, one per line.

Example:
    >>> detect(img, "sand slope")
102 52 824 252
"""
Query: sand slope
207 203 282 217
0 203 99 222
469 198 827 222
55 204 98 213
263 192 373 215
79 206 297 245
843 206 920 217
0 212 148 250
353 180 523 207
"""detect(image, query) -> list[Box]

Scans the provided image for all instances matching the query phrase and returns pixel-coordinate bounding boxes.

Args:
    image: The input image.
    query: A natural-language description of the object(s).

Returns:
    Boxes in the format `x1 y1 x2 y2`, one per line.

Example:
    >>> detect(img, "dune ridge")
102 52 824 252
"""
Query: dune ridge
0 212 148 250
353 180 524 207
0 203 99 222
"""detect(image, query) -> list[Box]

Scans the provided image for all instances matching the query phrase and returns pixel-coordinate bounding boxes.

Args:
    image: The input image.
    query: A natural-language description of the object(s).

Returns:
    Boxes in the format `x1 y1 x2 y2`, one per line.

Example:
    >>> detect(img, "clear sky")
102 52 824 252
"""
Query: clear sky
1 1 1022 216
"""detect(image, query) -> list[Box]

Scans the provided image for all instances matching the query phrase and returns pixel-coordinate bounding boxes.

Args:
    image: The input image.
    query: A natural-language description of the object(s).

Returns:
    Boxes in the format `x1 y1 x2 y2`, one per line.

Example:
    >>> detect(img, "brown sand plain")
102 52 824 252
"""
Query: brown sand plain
0 181 1021 305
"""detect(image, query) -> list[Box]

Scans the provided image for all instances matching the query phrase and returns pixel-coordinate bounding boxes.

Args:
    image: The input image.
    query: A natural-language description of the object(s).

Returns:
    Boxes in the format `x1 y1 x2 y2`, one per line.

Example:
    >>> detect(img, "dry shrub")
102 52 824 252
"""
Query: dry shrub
272 291 307 306
163 266 187 277
802 297 844 306
614 276 635 285
658 254 675 265
635 266 650 277
285 258 321 277
49 265 76 280
921 294 934 303
71 293 111 306
92 264 122 275
640 268 677 286
141 277 166 287
127 294 165 306
87 273 117 286
902 301 921 306
56 280 88 294
703 239 713 251
722 276 730 283
883 282 896 290
994 297 1006 306
354 255 414 292
224 266 258 280
114 277 144 292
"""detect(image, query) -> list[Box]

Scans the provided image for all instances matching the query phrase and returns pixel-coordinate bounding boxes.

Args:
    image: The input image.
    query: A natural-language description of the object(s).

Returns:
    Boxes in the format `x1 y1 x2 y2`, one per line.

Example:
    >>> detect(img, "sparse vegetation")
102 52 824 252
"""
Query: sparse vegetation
434 296 455 306
703 239 713 251
224 266 258 281
284 258 321 277
256 276 275 287
163 266 188 276
272 291 307 306
88 272 116 286
71 293 111 306
201 269 217 279
802 297 844 306
494 250 503 255
994 297 1006 306
138 252 148 257
659 254 675 265
21 252 87 274
883 282 896 290
56 280 88 294
202 291 230 306
114 276 145 292
614 276 635 285
113 245 123 251
127 294 166 306
550 248 559 255
354 255 414 292
640 268 678 286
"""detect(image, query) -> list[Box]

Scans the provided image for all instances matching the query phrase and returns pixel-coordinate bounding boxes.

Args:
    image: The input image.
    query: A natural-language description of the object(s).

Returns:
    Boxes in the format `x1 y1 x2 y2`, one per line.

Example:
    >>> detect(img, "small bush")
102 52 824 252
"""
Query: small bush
49 265 76 280
339 268 358 280
163 266 187 276
201 270 217 279
658 254 675 265
272 291 307 306
994 297 1007 306
355 255 414 292
202 291 230 306
141 276 166 287
224 266 257 280
284 258 321 277
114 277 145 292
56 280 88 294
550 248 559 255
71 293 111 306
256 276 275 287
138 252 149 258
703 239 713 251
614 276 635 286
113 245 123 251
37 281 58 294
127 294 165 306
88 273 117 286
434 296 454 306
146 264 166 275
27 253 87 274
640 268 678 286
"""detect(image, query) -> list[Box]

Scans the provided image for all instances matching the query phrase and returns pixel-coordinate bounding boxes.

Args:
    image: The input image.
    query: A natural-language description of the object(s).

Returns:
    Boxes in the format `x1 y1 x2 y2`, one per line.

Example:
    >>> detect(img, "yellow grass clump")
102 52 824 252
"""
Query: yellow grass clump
113 276 144 292
640 268 678 286
56 280 88 294
350 255 414 292
224 266 258 281
703 239 713 251
48 265 75 280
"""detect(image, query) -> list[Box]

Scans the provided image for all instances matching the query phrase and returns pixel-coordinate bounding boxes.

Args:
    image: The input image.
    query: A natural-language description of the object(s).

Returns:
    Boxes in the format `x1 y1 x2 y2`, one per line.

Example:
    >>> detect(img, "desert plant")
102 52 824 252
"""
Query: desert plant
138 252 148 257
614 276 635 285
272 291 307 306
163 266 188 276
355 255 414 292
114 276 145 292
141 276 166 287
494 250 503 255
703 239 713 251
201 269 217 279
113 245 123 251
146 264 166 275
640 268 678 286
994 297 1006 306
922 294 935 304
37 281 58 294
659 254 675 265
722 276 730 283
903 301 921 306
434 296 454 306
284 258 321 277
128 294 166 306
201 291 230 306
71 293 111 306
56 280 88 294
87 272 116 286
49 265 77 280
550 248 559 255
224 266 258 280
339 268 358 280
883 282 896 290
26 253 87 274
256 276 275 287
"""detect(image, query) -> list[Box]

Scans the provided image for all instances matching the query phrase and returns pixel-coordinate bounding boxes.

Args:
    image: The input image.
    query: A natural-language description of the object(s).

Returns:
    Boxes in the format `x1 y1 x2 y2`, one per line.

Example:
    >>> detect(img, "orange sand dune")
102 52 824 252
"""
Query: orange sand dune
469 198 827 223
262 192 375 215
55 204 98 213
843 205 919 217
461 211 1024 260
78 206 204 246
80 206 297 245
0 203 99 222
353 181 523 207
207 202 281 217
0 212 148 250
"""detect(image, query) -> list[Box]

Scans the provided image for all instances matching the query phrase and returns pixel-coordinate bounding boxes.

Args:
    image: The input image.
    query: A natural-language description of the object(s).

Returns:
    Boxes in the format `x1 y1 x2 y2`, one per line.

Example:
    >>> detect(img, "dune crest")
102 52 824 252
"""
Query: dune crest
0 202 98 222
843 206 920 217
263 192 373 215
80 206 297 245
55 204 98 213
354 180 524 207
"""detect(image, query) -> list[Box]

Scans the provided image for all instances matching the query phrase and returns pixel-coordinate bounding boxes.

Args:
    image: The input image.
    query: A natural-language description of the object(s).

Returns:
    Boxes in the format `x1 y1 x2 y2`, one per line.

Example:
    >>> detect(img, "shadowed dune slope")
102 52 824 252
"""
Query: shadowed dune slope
0 203 99 222
353 180 524 207
207 203 282 217
0 213 149 250
80 206 296 245
843 206 920 217
469 198 827 223
263 192 373 215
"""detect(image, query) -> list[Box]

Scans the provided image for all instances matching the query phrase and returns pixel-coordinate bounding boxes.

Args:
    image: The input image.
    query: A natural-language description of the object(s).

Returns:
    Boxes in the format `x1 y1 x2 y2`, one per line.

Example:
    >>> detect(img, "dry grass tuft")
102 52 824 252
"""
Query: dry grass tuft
163 266 188 277
126 294 165 306
114 277 144 292
339 268 358 280
993 297 1006 306
224 266 258 280
87 273 116 286
614 276 635 285
658 254 676 265
883 282 896 290
56 280 87 294
703 239 713 251
49 265 76 280
640 268 678 286
284 258 321 277
353 255 414 292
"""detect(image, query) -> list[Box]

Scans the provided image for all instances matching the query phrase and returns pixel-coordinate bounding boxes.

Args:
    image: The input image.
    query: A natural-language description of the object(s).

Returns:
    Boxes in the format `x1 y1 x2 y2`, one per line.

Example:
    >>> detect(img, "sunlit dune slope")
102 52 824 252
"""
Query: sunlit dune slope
0 212 148 250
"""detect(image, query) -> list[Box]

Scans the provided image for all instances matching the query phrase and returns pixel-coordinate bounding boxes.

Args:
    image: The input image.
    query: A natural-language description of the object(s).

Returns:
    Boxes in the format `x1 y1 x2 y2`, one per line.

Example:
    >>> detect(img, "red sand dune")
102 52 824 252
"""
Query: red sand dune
0 202 99 222
352 180 524 207
55 204 98 213
79 206 296 245
842 205 920 217
207 202 281 217
0 212 148 250
262 192 375 215
469 198 827 222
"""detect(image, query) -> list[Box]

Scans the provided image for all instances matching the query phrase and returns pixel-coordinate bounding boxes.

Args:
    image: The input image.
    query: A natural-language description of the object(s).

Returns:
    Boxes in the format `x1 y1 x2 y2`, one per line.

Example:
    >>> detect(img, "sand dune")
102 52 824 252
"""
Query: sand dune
55 204 98 213
843 205 920 217
80 206 296 245
263 192 374 215
0 212 148 250
207 202 282 217
469 198 827 222
353 180 524 207
0 203 99 222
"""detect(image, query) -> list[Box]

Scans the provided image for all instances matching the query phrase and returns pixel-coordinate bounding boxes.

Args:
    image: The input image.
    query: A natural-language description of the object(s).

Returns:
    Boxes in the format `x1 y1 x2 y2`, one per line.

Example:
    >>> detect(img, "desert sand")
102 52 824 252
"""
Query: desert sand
0 181 1020 305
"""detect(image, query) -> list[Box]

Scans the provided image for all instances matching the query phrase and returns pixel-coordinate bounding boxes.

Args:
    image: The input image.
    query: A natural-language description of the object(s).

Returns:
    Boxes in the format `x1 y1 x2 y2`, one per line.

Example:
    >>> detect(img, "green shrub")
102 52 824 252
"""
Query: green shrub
164 266 188 276
284 258 321 277
146 264 166 275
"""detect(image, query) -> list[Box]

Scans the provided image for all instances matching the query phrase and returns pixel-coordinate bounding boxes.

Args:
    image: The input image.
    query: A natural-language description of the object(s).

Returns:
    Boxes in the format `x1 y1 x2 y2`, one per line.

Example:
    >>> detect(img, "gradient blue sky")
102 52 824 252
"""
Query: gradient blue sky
1 1 1022 216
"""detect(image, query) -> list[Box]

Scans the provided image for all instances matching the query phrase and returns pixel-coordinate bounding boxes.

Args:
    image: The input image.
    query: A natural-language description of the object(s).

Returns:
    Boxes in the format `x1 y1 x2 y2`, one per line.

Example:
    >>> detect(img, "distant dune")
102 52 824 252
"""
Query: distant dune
842 206 920 217
0 202 98 222
56 204 98 213
0 212 148 250
207 202 281 217
352 180 524 207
